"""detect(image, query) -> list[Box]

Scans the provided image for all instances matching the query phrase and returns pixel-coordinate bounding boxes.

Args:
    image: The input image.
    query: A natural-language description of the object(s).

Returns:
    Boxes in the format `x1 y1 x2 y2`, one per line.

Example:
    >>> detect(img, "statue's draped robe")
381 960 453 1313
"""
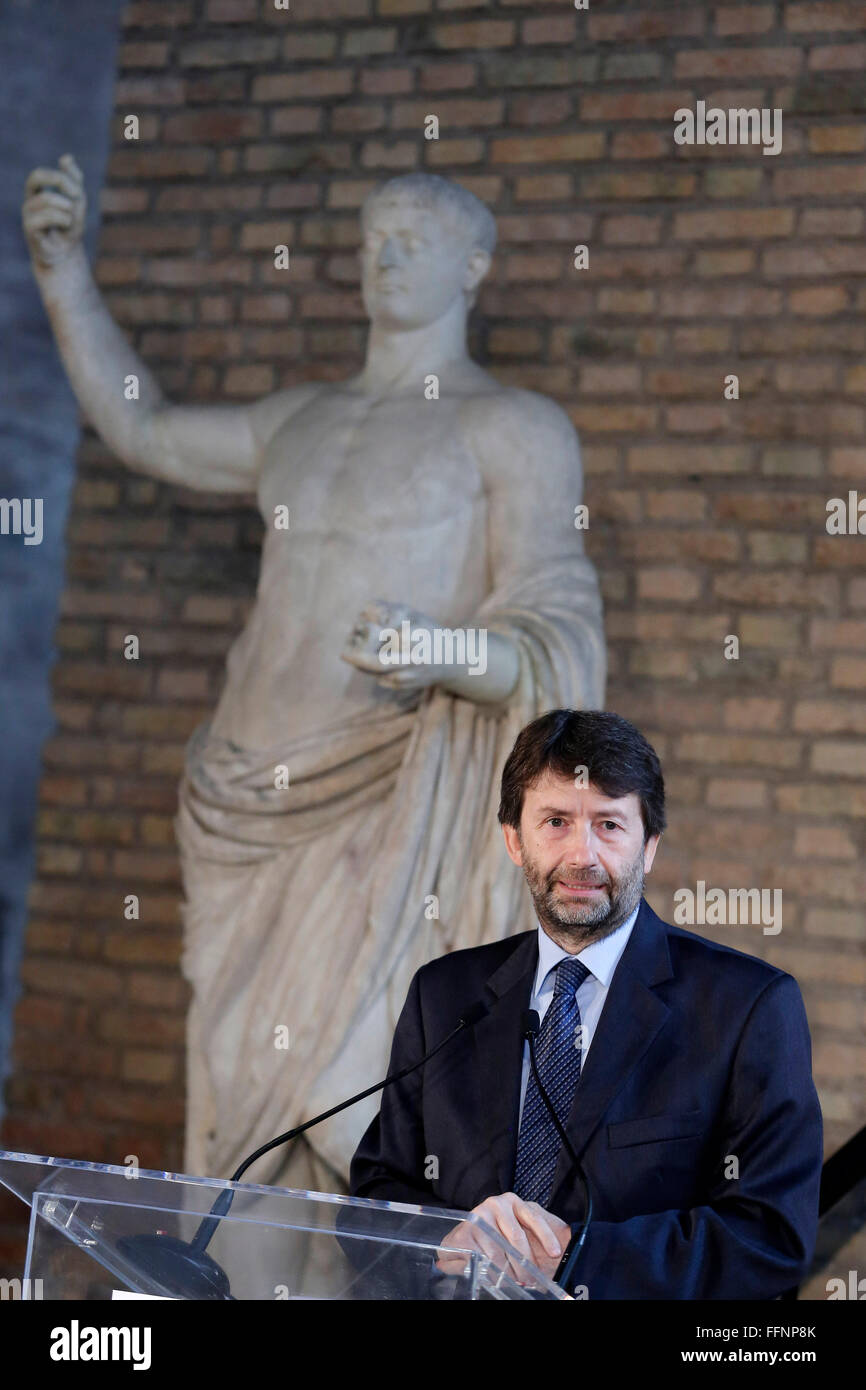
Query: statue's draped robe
175 389 606 1199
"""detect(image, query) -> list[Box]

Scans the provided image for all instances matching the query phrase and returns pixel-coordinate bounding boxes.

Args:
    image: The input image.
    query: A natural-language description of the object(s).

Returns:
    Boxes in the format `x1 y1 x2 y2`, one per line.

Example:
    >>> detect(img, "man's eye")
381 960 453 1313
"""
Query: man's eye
547 817 565 828
602 821 621 831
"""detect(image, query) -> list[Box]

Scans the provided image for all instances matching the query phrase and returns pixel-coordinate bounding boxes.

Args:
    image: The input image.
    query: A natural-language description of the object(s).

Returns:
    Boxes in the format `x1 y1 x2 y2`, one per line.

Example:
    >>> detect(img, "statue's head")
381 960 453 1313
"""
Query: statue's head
359 173 496 330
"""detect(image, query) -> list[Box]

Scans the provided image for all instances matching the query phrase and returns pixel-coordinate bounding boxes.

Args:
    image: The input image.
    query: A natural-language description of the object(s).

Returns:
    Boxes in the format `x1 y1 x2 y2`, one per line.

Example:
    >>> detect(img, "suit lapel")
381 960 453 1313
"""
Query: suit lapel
473 931 538 1194
548 899 674 1206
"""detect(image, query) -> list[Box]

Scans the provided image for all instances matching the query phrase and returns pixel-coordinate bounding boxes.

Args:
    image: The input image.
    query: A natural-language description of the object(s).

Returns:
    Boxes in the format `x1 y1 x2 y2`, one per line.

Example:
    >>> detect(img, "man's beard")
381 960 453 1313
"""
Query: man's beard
519 835 645 947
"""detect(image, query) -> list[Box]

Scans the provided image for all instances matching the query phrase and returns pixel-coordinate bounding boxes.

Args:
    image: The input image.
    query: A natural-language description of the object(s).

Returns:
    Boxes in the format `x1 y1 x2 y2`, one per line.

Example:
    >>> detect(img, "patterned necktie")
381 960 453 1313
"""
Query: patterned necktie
513 955 590 1207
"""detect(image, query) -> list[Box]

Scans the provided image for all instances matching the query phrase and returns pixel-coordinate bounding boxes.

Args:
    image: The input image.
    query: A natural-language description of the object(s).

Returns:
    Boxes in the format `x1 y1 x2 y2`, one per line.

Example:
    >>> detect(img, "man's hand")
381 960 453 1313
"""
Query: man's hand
435 1192 571 1282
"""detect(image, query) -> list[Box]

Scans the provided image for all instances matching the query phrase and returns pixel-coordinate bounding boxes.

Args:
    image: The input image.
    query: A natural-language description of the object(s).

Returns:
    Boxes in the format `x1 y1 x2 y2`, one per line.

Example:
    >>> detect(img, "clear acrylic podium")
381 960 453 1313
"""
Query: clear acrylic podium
0 1151 568 1301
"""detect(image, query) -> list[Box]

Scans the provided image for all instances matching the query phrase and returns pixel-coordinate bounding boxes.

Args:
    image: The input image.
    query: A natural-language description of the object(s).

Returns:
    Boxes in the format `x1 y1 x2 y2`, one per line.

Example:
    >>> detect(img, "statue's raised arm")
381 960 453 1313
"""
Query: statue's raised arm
21 153 302 492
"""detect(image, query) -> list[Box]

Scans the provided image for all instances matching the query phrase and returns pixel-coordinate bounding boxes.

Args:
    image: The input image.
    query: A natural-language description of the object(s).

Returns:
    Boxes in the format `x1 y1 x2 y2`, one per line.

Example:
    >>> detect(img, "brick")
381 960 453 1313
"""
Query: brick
661 284 783 317
180 37 279 67
678 734 803 768
484 53 599 89
788 285 849 315
361 140 418 169
498 213 591 244
433 21 515 49
122 1049 177 1084
490 133 604 164
628 445 752 475
282 31 338 62
505 93 571 129
829 447 866 476
580 364 641 396
290 0 370 15
581 90 694 122
425 137 486 166
773 166 866 198
205 0 257 18
809 42 866 70
252 70 354 102
831 657 866 688
123 1 193 23
716 5 775 34
610 131 670 161
588 10 705 40
674 208 795 240
391 97 503 129
795 698 866 734
523 14 577 44
694 248 756 276
645 491 708 523
374 0 425 11
360 67 413 95
673 325 734 354
637 568 702 603
675 47 802 77
162 109 262 142
19 959 122 1002
812 741 866 777
716 571 839 608
808 124 866 153
706 779 769 809
419 61 476 91
704 168 764 199
107 148 213 180
786 3 866 32
628 649 694 680
581 171 696 201
800 207 863 239
601 215 661 246
342 27 397 57
504 253 561 283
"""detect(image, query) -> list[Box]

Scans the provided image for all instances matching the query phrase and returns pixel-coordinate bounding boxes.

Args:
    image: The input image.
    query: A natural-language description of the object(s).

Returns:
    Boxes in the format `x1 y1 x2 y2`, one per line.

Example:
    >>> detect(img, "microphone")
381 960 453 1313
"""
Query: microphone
117 998 489 1299
521 1008 593 1295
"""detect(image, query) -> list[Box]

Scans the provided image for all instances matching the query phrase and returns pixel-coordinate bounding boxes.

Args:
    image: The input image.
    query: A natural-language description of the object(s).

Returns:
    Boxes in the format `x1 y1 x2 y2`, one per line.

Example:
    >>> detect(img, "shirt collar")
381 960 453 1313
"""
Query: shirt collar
535 901 641 991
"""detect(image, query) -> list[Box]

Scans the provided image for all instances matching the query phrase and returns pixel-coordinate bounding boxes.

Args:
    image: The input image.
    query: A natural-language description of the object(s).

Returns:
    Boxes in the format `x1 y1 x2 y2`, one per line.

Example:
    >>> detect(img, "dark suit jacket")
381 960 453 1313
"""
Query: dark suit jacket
349 898 823 1299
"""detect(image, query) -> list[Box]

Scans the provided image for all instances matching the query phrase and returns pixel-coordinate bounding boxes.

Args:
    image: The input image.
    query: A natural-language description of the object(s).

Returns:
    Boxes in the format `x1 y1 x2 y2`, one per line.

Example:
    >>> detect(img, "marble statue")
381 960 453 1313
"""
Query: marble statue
22 158 606 1209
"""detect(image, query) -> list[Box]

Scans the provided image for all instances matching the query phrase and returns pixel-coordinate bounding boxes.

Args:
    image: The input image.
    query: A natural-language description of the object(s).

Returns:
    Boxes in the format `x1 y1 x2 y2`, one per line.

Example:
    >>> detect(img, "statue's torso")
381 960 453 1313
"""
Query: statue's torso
210 384 497 747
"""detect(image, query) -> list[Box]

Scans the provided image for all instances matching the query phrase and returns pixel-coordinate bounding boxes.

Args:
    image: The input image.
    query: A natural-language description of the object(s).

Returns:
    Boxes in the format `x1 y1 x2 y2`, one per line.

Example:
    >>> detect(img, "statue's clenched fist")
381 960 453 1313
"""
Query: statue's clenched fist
22 153 86 268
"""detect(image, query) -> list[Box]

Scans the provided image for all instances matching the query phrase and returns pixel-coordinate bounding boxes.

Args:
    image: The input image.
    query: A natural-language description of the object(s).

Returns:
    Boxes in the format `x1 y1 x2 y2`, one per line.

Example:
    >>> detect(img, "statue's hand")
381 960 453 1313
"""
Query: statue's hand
341 599 442 691
22 153 87 269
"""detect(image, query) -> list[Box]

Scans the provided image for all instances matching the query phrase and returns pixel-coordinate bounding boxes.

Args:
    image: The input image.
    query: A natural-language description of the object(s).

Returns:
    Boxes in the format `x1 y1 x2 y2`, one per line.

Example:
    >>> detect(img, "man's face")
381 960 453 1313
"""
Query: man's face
502 770 659 949
359 198 483 330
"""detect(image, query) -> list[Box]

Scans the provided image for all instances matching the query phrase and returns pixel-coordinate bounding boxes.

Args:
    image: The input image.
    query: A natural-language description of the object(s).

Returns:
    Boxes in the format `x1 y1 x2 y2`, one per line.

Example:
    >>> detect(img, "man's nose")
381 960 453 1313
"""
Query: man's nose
561 828 599 868
377 238 400 270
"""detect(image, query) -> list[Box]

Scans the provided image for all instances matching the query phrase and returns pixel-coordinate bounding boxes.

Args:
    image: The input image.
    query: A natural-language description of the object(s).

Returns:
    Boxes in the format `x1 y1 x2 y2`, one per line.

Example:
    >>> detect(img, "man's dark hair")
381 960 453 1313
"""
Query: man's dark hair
498 709 666 843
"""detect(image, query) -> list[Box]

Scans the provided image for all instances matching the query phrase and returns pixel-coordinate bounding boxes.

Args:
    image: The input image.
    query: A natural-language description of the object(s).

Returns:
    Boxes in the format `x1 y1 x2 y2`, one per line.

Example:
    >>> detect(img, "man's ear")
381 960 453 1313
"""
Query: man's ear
502 822 523 868
643 833 660 875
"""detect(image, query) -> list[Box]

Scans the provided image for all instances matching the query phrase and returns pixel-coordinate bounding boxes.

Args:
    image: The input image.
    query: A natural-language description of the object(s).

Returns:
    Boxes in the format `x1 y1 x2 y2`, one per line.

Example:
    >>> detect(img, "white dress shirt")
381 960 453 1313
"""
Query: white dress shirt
517 904 640 1128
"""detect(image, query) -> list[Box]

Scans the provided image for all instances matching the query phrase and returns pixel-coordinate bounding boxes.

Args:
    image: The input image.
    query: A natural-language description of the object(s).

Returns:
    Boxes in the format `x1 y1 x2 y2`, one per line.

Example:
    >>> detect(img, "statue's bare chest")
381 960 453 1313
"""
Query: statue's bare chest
257 392 482 530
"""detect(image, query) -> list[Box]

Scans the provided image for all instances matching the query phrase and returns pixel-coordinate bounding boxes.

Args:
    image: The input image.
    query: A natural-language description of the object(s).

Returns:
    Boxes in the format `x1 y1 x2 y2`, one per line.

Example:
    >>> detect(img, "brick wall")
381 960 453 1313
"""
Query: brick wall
3 0 865 1293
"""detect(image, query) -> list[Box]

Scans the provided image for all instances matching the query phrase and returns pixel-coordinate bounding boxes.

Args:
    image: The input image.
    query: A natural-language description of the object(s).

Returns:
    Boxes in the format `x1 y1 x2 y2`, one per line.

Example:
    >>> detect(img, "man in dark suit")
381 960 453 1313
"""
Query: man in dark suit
349 709 823 1299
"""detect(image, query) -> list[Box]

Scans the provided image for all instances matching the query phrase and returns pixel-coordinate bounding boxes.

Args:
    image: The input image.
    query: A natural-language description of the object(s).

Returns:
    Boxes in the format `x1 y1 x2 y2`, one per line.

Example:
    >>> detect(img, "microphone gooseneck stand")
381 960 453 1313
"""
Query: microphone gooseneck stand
117 1001 489 1299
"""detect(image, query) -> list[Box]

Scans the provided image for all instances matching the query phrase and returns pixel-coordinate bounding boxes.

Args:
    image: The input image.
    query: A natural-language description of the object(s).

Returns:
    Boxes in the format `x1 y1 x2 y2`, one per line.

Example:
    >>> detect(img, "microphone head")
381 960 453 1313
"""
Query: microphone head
522 1008 541 1039
459 1000 489 1028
